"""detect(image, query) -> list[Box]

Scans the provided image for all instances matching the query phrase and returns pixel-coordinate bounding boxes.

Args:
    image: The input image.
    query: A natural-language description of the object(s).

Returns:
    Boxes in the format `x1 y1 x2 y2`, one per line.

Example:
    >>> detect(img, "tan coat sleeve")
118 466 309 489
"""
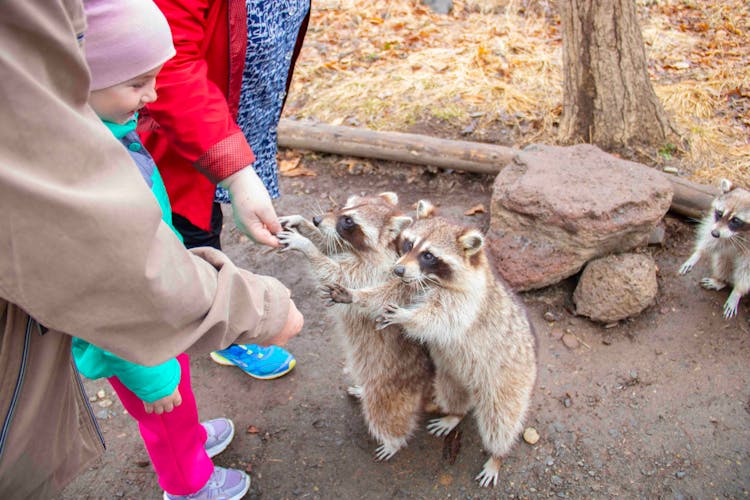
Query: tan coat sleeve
0 0 290 366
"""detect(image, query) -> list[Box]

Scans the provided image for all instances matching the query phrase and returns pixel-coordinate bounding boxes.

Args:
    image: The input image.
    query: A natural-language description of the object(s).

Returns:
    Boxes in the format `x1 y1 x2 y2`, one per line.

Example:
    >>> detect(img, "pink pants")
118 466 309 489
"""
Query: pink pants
108 353 213 495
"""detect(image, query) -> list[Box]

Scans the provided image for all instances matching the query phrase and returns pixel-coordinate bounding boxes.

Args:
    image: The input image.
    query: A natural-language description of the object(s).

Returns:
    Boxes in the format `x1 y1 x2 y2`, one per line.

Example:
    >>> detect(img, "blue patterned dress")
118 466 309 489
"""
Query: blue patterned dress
215 0 310 204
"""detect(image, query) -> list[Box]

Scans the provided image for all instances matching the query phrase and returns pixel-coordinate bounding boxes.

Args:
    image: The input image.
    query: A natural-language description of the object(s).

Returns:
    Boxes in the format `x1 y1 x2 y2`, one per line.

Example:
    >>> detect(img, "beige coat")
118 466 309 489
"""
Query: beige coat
0 2 292 497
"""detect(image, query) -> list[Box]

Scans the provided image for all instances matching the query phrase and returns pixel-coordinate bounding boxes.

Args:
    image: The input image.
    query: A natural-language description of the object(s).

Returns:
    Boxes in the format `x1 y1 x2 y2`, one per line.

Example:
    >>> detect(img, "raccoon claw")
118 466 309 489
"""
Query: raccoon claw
724 294 741 319
678 261 693 274
374 315 393 330
426 415 462 437
700 277 726 290
375 303 402 329
374 439 404 461
322 283 353 304
475 457 501 488
347 385 364 399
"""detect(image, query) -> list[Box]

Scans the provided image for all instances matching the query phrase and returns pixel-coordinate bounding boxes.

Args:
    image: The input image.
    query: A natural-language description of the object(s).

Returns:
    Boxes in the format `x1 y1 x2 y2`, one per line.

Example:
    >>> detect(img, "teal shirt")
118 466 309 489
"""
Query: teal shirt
72 115 181 403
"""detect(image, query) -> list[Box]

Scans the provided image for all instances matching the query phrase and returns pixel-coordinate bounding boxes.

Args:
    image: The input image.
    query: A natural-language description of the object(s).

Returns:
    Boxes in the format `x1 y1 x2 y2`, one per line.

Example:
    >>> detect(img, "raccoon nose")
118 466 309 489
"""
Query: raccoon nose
313 215 323 227
394 265 405 277
711 229 721 238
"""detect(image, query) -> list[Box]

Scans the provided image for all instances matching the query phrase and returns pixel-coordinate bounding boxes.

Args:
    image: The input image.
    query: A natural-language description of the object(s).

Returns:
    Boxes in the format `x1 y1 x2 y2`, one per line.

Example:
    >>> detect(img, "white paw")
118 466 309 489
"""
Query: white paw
347 385 363 399
475 457 501 488
724 296 740 319
678 261 694 274
426 415 462 437
700 277 726 290
374 439 404 461
278 214 308 230
277 230 312 253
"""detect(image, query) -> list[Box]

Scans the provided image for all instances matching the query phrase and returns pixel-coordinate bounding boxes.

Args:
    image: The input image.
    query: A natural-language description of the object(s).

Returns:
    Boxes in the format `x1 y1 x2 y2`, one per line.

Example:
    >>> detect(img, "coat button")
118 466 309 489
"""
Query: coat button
128 142 142 152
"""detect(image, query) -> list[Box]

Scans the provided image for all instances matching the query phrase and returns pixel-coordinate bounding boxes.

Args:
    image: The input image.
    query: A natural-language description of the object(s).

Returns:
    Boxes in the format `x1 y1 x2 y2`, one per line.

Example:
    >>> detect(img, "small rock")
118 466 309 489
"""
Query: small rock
96 389 106 399
98 399 113 408
675 470 686 479
550 327 564 340
562 334 580 349
543 311 559 322
663 166 679 174
89 394 98 403
523 427 540 445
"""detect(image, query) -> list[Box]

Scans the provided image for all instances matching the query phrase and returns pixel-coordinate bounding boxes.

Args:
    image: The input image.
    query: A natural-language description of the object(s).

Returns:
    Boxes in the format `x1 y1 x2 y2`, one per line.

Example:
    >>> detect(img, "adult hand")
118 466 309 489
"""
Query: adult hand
268 299 304 346
219 167 282 247
143 387 182 415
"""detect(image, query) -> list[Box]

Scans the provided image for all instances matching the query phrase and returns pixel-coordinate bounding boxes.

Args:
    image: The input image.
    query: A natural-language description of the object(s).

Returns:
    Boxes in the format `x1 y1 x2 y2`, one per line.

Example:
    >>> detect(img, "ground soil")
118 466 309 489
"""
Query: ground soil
62 154 750 499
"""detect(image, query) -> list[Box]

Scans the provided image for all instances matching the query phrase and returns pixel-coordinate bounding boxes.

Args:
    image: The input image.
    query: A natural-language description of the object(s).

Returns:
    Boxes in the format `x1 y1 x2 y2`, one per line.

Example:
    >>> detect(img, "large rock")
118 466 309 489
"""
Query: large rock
573 253 658 323
487 144 672 291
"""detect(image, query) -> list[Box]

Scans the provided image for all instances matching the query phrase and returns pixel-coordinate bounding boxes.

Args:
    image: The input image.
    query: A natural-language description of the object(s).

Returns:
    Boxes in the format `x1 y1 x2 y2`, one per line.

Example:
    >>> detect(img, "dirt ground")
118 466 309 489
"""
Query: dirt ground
62 154 750 499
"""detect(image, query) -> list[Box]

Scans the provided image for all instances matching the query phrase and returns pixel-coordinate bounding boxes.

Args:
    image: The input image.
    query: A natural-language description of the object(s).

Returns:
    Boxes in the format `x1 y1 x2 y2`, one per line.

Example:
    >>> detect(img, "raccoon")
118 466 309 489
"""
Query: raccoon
323 200 538 487
277 193 435 461
679 178 750 318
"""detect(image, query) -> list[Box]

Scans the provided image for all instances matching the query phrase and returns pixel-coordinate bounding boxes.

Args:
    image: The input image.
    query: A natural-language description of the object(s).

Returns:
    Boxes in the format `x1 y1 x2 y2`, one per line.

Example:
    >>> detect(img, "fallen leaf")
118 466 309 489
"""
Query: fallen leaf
438 473 453 486
278 156 301 173
464 204 485 216
246 425 260 434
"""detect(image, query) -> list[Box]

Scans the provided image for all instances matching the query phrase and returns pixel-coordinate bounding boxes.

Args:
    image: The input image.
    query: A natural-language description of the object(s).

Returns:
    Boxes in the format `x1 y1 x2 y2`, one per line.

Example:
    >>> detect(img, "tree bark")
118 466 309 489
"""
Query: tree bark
558 0 675 150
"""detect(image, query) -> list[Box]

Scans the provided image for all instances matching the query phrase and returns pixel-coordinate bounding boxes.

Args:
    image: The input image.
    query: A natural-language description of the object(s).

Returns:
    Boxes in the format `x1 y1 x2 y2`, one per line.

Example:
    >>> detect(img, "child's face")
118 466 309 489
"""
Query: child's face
89 65 162 124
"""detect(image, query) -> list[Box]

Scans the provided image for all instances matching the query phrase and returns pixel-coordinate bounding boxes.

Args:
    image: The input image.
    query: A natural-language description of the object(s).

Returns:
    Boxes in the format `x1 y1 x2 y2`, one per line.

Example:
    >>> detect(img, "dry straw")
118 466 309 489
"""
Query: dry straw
285 0 750 187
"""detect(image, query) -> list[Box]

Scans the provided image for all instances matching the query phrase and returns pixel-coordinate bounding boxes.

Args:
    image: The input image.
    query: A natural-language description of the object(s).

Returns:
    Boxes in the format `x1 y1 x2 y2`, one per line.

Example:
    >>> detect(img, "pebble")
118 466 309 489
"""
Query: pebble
550 327 564 340
543 311 558 322
523 427 540 445
663 166 679 174
98 399 113 408
96 389 106 399
675 470 686 479
562 334 580 349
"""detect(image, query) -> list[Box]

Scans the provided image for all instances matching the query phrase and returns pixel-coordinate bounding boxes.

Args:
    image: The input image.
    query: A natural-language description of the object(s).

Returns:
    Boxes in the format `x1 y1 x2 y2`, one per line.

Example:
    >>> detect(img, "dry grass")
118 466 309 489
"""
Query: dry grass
284 0 750 187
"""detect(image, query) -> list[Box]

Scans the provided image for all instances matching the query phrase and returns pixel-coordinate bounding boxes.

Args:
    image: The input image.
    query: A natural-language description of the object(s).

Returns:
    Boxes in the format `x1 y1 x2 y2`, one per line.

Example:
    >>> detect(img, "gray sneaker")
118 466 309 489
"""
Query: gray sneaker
202 418 235 458
163 466 250 500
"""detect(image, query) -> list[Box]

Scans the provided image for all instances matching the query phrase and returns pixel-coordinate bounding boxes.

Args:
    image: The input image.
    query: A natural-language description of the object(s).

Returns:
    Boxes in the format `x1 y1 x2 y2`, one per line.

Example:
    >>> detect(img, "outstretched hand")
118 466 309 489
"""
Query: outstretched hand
220 167 282 247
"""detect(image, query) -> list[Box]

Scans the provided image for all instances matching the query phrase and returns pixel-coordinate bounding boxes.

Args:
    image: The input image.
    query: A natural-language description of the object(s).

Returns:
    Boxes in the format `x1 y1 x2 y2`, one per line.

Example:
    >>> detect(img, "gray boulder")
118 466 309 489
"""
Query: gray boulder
487 144 672 291
573 253 658 323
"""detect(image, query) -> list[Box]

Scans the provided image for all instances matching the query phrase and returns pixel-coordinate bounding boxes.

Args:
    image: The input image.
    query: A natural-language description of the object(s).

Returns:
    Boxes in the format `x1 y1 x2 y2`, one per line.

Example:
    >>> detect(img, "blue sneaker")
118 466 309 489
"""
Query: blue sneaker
210 344 296 380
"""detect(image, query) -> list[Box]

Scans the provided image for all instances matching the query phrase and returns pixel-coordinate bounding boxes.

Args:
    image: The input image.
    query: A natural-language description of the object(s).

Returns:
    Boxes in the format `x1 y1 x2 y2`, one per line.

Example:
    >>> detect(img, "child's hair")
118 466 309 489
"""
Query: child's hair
83 0 175 90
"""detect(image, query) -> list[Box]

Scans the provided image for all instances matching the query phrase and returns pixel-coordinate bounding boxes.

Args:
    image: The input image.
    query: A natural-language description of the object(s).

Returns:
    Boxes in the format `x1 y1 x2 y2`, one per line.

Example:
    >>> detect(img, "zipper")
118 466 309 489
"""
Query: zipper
0 317 32 461
72 358 106 449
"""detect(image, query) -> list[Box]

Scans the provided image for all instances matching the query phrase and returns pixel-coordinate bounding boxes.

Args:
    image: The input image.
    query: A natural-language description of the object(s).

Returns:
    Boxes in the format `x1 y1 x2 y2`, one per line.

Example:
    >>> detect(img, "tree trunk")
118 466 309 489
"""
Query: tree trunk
558 0 675 150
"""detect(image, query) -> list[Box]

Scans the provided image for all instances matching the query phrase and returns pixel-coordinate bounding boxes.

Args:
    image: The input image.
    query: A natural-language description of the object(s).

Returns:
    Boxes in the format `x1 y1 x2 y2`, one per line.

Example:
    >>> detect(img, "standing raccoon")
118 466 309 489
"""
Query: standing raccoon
324 201 537 487
679 178 750 318
277 193 435 461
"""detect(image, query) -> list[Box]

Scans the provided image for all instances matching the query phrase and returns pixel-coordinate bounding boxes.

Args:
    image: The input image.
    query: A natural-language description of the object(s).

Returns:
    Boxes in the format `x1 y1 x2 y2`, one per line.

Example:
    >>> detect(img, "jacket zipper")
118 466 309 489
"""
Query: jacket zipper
72 357 106 449
0 317 32 461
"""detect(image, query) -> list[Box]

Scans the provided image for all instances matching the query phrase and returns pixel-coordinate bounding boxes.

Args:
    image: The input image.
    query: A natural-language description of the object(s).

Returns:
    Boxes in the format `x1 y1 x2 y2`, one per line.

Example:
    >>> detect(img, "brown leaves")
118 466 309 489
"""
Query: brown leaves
279 152 316 177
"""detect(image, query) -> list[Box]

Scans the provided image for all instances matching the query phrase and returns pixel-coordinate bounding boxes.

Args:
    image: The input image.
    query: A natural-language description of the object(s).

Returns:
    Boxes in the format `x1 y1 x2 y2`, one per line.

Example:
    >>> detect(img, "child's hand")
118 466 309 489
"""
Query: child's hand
268 299 304 346
143 387 182 415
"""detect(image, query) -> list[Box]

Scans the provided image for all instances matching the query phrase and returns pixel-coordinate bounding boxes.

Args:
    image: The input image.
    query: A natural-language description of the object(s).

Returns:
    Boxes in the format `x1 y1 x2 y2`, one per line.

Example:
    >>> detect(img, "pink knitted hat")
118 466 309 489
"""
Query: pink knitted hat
84 0 176 90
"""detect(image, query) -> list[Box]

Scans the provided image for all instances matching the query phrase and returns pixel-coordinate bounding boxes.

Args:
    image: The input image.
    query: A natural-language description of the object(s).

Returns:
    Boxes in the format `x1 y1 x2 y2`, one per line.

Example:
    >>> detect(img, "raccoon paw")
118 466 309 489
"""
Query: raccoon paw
374 438 405 461
278 214 310 231
427 415 462 437
723 293 741 319
277 229 312 253
475 457 501 488
374 303 403 330
347 385 364 399
678 260 694 275
700 277 726 290
322 283 353 305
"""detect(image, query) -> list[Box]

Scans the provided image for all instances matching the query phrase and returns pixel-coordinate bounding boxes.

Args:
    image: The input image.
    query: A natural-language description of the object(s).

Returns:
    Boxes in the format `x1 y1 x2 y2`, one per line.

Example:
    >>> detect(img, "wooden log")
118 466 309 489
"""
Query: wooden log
278 119 715 219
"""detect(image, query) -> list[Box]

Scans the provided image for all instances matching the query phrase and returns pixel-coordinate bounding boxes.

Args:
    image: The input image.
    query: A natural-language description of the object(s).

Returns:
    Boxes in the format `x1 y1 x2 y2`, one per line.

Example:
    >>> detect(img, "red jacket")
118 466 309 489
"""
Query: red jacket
140 0 309 231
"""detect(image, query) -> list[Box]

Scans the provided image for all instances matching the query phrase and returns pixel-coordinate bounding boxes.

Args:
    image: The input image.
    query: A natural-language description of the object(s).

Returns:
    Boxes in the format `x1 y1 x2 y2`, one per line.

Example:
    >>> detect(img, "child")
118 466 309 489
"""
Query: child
74 1 250 498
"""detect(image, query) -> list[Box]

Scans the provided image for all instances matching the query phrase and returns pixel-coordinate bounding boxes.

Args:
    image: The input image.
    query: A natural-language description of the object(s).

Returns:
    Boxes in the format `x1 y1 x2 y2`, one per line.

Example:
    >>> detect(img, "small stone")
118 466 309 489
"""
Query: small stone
543 311 559 322
523 427 540 444
550 327 564 340
562 334 580 349
675 470 686 479
89 394 98 403
663 166 679 174
98 399 113 408
96 389 106 399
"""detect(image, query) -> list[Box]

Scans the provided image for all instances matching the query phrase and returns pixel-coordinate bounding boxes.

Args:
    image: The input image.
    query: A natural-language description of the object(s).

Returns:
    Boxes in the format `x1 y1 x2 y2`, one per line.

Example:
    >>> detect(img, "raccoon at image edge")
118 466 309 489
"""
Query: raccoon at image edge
276 193 436 462
679 178 750 319
324 200 538 488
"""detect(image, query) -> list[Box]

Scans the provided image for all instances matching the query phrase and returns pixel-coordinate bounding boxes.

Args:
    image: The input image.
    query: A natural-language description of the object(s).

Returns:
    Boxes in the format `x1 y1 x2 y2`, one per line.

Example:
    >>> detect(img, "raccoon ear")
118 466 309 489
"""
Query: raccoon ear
415 200 436 219
378 192 399 205
345 194 361 207
458 229 484 256
721 178 734 193
387 215 413 234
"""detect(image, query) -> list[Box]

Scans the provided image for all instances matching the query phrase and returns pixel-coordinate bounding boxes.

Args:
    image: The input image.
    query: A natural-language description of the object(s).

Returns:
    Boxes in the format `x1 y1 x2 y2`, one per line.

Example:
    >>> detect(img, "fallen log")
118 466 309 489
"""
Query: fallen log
278 119 716 219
